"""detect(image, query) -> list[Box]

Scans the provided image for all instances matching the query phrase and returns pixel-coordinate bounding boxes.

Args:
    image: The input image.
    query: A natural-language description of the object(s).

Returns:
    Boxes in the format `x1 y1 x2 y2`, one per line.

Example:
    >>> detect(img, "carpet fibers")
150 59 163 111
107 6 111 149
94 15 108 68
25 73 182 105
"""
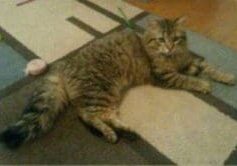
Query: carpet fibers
0 0 236 164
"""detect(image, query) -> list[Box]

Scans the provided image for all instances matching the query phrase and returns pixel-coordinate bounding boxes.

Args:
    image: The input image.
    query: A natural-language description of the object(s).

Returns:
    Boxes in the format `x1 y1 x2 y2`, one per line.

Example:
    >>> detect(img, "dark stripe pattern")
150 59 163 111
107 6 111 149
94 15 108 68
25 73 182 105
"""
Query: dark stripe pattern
0 0 236 164
67 17 103 38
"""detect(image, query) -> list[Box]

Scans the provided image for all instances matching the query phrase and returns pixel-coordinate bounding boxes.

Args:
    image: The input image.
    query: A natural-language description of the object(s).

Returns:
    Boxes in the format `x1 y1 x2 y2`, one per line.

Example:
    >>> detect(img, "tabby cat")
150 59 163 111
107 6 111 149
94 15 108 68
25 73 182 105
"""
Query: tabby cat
0 17 235 148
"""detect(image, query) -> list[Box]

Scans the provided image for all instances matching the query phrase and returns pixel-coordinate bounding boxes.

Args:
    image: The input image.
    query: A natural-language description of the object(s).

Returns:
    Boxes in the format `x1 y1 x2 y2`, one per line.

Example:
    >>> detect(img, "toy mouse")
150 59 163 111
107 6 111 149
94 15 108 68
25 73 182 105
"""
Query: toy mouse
24 59 48 76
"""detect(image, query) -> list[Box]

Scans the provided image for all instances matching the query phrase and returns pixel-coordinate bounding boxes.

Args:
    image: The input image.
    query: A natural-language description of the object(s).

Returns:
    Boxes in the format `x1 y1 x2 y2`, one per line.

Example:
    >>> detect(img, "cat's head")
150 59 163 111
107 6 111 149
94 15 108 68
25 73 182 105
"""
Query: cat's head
142 16 188 58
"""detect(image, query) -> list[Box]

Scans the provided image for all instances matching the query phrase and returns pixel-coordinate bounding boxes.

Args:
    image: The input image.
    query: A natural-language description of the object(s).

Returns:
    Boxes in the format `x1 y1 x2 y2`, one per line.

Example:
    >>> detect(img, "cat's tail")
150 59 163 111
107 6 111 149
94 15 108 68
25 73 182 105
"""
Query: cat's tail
0 75 70 149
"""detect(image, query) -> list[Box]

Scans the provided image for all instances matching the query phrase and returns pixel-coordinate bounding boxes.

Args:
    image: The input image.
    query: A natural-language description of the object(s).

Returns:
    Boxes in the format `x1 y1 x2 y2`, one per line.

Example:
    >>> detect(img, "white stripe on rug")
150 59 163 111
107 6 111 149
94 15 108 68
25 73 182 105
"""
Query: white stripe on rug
34 0 119 33
0 0 143 63
0 0 93 62
120 85 237 165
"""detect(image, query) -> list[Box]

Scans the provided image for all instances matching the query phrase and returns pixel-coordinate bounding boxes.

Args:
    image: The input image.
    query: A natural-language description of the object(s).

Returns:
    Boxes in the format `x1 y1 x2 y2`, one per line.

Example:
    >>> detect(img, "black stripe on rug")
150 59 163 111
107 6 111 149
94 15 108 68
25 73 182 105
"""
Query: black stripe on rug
193 93 237 121
67 16 103 38
76 0 127 23
76 0 147 33
0 26 38 61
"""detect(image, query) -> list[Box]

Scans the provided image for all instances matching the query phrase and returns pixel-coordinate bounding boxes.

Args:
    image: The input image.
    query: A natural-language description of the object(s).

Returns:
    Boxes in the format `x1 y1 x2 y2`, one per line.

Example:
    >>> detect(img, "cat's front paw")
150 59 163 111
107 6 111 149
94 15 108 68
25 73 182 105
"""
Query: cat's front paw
221 73 236 85
196 81 212 94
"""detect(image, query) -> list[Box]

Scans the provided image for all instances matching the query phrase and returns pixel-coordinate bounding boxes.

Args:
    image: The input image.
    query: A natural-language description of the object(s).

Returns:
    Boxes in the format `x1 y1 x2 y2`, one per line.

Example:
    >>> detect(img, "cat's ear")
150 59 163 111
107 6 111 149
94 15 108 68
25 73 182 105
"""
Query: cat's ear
147 18 159 28
148 17 163 29
174 16 187 25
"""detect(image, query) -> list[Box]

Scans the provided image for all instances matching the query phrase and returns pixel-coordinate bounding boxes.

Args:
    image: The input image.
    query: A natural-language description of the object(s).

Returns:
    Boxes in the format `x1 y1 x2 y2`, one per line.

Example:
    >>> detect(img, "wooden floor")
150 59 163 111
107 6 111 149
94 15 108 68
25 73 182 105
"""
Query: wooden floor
127 0 237 52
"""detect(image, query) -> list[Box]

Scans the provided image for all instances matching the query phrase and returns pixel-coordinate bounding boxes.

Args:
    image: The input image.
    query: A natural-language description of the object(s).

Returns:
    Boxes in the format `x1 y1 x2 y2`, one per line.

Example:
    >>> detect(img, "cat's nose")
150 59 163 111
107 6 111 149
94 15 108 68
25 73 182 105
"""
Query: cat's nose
165 43 174 53
168 45 174 52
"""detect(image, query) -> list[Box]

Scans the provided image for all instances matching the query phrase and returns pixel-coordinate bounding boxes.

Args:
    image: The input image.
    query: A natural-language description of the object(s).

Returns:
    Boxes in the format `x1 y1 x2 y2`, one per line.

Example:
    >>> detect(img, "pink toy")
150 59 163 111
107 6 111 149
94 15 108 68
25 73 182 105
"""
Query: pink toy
24 59 48 76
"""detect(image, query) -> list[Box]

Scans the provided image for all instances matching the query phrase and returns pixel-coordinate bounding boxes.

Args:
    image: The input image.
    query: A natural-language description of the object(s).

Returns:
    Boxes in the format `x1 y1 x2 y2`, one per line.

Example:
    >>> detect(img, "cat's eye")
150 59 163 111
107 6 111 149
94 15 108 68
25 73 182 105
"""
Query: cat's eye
147 38 157 44
157 37 165 42
173 37 180 42
173 36 186 42
147 37 165 44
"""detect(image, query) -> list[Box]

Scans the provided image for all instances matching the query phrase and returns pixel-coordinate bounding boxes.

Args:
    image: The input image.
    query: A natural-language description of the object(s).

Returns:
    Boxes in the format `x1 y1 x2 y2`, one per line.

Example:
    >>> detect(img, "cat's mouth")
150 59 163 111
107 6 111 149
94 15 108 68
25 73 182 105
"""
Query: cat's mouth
161 52 174 57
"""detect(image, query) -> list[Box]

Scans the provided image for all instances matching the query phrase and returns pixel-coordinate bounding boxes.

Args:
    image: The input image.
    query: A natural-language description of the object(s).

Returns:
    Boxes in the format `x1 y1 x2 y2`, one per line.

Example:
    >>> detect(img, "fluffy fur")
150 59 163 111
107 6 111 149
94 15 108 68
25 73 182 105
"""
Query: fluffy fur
0 17 235 148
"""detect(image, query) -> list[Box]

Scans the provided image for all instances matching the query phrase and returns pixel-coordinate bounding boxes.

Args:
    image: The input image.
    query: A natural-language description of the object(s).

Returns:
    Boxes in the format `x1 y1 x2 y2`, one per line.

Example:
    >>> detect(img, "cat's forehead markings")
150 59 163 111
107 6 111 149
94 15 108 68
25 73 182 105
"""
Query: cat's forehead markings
163 31 168 38
164 20 173 32
175 31 185 37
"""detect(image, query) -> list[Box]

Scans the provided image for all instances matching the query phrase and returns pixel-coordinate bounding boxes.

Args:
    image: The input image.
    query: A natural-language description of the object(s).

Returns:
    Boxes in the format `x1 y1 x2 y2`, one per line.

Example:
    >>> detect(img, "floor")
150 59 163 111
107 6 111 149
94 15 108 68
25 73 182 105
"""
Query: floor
0 0 237 164
127 0 237 52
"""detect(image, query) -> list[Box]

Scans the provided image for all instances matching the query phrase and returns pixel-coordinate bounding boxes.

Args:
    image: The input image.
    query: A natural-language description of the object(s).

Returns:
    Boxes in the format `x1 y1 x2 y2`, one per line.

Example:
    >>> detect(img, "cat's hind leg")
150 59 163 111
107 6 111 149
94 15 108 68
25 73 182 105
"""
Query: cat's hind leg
104 115 138 140
78 106 134 143
78 108 118 143
105 116 133 133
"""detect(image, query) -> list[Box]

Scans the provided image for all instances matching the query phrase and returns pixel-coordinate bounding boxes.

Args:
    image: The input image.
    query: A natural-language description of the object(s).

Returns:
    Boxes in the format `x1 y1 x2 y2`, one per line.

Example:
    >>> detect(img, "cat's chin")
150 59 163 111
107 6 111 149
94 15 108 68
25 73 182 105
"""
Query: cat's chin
160 52 174 58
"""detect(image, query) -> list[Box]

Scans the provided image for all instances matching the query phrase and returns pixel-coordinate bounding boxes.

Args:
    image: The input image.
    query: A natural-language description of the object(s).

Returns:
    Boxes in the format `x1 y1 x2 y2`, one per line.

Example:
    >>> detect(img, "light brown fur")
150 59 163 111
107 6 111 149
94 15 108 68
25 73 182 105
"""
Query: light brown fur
0 17 235 148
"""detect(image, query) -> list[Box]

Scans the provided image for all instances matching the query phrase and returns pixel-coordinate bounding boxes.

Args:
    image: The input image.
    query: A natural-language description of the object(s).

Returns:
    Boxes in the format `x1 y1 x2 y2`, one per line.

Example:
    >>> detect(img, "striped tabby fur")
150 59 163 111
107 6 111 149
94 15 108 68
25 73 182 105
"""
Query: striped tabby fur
0 17 235 148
